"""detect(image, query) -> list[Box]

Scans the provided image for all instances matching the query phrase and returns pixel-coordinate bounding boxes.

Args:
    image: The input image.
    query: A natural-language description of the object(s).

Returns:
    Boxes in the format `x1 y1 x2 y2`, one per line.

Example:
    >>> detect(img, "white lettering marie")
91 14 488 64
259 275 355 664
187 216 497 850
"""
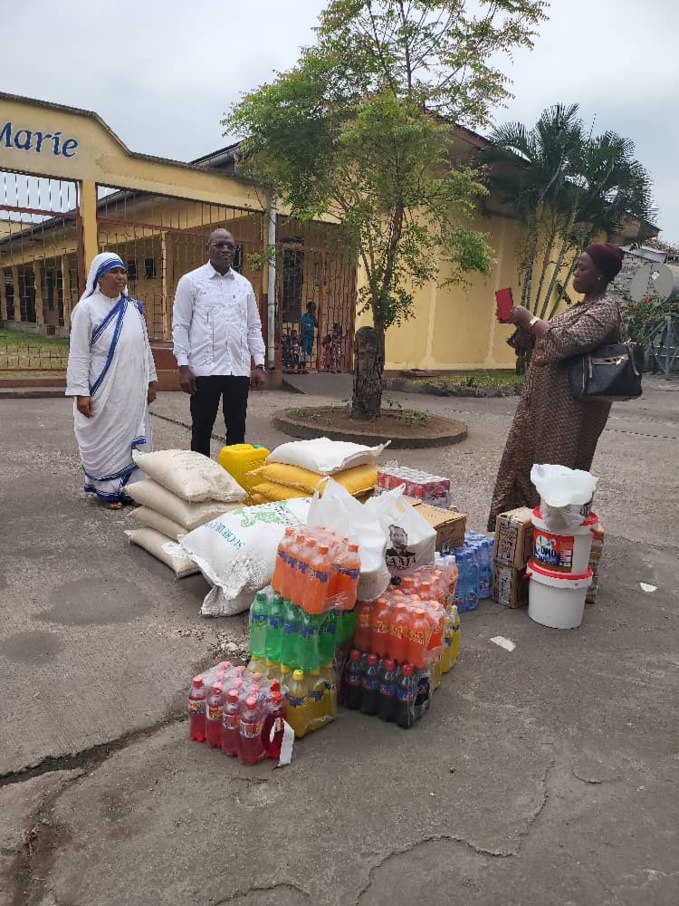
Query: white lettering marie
0 121 78 158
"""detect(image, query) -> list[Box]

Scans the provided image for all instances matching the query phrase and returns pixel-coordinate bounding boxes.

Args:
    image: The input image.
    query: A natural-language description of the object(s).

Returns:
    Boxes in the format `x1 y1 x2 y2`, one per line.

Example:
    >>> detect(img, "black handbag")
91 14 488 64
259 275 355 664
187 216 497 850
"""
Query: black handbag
568 341 644 401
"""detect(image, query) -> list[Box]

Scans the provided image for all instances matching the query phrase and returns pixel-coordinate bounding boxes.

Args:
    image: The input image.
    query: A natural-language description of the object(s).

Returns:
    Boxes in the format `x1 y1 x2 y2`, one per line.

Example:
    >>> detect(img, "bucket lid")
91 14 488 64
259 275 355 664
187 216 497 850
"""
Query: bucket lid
534 506 598 526
527 558 593 589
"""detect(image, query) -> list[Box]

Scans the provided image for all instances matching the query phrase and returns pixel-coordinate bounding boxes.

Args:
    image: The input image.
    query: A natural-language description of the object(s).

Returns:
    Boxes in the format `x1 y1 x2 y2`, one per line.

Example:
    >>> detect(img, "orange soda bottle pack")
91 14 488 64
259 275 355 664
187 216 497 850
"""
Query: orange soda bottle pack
271 525 360 613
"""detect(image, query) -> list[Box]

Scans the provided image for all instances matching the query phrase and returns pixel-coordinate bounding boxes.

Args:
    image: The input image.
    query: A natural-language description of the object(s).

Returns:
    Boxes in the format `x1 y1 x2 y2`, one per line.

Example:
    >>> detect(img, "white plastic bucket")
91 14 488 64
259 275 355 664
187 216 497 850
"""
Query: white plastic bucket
527 559 592 629
531 508 597 575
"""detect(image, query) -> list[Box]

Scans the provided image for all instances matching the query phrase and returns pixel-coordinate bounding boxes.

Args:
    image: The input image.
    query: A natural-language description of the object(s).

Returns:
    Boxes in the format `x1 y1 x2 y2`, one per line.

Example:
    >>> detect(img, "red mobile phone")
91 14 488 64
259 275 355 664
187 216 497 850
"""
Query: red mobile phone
495 287 514 323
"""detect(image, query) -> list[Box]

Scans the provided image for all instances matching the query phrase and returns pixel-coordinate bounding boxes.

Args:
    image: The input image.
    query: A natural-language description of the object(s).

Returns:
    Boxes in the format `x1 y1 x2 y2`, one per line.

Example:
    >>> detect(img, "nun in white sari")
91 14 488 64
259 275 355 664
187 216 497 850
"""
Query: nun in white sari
66 252 157 508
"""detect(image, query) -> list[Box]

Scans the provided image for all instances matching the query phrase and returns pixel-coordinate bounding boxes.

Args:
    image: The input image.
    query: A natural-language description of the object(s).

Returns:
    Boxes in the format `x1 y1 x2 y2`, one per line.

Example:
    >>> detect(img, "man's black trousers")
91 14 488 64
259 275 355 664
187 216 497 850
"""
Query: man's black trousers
189 375 250 456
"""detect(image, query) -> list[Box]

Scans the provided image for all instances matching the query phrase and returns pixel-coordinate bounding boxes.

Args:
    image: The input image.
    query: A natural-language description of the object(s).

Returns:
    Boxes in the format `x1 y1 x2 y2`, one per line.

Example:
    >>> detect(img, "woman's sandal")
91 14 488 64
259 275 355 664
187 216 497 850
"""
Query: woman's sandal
101 499 124 510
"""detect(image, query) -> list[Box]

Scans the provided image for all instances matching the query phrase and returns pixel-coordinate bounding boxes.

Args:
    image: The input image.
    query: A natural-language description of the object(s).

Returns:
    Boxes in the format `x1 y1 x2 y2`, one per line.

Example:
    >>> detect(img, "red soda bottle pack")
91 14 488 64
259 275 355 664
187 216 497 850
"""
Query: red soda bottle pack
186 662 294 765
271 525 360 613
375 463 451 507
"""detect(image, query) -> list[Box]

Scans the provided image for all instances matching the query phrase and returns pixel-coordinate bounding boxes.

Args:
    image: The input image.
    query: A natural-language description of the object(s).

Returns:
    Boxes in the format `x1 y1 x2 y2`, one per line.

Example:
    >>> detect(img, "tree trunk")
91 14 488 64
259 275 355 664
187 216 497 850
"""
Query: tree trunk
352 325 383 420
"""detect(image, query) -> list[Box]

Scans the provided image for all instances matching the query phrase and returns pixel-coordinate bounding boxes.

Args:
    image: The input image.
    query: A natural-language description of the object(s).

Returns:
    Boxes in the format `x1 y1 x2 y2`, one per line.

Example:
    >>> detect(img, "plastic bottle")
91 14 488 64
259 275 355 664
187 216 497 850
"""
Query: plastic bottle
441 608 454 673
187 675 207 742
371 596 392 659
249 590 269 658
414 667 431 720
341 607 356 645
295 537 317 606
205 683 225 748
272 527 294 594
450 605 460 665
304 543 331 614
360 653 380 716
266 592 284 661
395 664 416 729
299 608 320 671
377 658 398 722
318 609 337 664
278 663 292 695
309 668 326 728
280 598 301 667
238 695 266 764
286 533 304 602
247 654 266 676
337 542 360 609
321 662 338 719
465 548 479 611
390 602 410 665
263 658 278 681
344 649 363 710
286 669 312 738
221 688 241 757
453 549 466 611
478 538 492 599
407 607 430 669
353 600 373 651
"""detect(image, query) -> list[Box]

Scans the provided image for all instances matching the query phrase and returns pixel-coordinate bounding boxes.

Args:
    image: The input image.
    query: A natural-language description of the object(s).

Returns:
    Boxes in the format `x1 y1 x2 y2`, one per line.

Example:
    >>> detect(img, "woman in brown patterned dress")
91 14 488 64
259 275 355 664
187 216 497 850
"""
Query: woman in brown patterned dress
487 242 625 531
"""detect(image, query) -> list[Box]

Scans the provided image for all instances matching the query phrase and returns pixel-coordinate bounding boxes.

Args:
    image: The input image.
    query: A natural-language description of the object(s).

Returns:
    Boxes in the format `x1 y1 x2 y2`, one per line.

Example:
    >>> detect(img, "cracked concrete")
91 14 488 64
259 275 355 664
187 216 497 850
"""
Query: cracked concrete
1 381 677 905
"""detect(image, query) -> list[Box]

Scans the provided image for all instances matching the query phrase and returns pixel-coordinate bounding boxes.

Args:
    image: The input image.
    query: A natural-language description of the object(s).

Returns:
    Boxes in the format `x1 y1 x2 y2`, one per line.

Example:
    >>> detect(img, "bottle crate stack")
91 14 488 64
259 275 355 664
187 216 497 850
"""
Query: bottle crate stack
187 661 288 765
345 559 460 728
248 525 360 738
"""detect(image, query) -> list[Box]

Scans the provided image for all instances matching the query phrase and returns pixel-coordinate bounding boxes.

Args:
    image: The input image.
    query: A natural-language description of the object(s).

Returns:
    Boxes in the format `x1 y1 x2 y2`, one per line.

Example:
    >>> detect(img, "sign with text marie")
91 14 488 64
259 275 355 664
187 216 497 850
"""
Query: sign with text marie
1 120 79 159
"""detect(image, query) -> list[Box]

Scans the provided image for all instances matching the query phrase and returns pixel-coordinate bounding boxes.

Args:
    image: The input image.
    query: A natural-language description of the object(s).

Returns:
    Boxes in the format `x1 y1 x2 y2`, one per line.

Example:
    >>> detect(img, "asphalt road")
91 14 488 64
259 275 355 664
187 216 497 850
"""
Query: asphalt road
0 377 677 906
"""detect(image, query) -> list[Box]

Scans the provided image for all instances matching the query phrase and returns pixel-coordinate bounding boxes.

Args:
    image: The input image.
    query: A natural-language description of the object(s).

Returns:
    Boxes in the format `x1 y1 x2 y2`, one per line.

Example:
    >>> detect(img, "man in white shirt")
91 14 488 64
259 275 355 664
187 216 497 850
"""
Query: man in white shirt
172 228 266 455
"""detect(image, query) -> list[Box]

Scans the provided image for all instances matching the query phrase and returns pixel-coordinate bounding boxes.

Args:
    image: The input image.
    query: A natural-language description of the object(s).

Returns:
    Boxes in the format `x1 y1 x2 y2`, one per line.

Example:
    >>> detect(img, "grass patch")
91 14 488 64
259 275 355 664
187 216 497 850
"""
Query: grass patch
0 329 69 372
0 329 69 348
406 369 522 388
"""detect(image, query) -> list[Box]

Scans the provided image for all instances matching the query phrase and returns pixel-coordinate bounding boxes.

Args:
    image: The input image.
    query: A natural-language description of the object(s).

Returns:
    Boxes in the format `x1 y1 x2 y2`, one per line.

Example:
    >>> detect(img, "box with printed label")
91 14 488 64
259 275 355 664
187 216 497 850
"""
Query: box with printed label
493 507 534 568
413 503 467 552
492 562 528 608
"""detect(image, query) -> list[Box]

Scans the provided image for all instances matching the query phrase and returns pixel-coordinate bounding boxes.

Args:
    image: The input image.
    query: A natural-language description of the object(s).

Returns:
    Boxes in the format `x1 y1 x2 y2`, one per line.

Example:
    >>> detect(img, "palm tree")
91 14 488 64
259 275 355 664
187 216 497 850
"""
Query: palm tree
487 104 655 325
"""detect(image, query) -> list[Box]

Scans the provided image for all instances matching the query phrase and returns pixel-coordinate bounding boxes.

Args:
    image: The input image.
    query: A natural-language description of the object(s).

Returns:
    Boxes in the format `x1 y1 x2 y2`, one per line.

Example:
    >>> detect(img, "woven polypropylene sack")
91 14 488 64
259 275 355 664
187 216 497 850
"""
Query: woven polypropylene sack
126 480 240 530
132 449 246 503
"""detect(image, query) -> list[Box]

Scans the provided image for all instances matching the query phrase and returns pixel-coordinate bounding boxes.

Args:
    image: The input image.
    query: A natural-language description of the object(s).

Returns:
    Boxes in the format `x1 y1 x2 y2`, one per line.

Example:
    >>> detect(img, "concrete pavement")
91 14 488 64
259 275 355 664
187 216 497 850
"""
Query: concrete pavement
0 379 677 905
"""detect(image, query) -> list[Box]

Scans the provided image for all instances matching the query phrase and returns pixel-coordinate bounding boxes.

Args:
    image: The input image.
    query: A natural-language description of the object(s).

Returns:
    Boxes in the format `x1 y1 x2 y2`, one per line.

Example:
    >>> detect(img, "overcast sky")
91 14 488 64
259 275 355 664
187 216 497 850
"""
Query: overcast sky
1 0 677 239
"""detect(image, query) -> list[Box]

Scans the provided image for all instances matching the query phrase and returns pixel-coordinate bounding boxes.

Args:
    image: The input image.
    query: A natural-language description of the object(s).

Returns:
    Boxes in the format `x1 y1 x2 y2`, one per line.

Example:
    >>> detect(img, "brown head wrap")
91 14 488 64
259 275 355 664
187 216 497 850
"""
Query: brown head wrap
584 242 625 282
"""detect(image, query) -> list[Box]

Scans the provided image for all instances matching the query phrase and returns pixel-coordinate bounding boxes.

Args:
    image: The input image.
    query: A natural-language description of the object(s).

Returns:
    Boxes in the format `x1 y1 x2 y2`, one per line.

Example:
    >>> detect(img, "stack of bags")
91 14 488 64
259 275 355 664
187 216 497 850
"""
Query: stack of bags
246 438 388 505
126 450 247 577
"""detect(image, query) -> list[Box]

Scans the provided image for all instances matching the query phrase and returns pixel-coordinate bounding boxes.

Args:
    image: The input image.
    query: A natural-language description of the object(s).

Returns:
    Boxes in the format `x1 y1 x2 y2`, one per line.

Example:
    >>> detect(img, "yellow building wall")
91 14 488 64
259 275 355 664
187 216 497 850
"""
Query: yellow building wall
358 208 579 372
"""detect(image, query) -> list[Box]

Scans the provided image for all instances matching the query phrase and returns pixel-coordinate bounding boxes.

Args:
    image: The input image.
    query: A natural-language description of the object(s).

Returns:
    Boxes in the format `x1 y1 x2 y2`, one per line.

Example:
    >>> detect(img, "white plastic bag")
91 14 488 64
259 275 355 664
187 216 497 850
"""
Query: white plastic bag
179 498 311 616
530 464 598 530
365 487 437 575
306 479 390 602
266 438 389 474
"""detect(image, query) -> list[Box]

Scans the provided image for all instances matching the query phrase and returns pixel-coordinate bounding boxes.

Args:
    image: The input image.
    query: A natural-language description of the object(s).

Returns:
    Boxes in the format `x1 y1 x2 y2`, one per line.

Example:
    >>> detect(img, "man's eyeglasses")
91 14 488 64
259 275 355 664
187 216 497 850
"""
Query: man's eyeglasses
210 241 236 250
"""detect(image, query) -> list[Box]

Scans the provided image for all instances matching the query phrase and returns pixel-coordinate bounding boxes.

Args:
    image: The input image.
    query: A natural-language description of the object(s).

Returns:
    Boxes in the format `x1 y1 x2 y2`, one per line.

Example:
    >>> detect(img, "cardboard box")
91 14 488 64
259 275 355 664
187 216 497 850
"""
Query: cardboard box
413 503 467 552
492 561 528 608
493 507 534 568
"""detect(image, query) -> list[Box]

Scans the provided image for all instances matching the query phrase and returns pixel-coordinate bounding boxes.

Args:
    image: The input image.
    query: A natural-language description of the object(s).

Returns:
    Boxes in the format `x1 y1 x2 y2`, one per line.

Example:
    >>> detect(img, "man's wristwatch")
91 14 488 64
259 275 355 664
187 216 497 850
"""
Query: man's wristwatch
528 316 539 329
255 365 265 371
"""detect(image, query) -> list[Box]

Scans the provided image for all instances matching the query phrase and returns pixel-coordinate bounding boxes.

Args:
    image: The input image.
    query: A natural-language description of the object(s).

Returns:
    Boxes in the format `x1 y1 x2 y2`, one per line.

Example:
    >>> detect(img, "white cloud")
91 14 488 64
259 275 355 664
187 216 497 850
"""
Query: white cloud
1 0 677 237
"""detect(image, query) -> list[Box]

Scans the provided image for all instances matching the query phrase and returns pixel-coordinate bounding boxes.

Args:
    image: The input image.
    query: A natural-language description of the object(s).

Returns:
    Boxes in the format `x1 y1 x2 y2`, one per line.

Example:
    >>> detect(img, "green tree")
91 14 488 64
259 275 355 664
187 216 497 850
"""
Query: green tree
225 0 548 418
488 104 655 324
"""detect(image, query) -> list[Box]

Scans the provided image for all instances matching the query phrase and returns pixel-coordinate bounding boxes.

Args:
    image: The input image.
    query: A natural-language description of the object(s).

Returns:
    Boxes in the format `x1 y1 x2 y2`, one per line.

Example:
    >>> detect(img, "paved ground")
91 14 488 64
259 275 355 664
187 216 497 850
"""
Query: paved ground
0 377 678 906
